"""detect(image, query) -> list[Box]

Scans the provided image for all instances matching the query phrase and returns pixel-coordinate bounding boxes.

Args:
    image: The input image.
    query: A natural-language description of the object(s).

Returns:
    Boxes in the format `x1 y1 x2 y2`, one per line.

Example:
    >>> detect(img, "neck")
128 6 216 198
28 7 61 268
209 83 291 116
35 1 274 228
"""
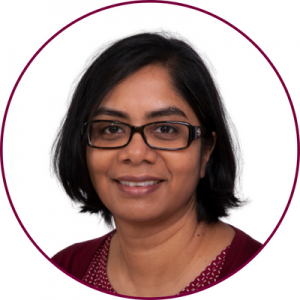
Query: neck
108 203 213 297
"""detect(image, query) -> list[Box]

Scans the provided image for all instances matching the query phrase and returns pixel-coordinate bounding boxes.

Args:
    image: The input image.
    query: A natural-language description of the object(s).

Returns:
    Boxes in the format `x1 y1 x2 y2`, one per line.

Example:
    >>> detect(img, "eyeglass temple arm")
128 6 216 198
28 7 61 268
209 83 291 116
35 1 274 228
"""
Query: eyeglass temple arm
81 122 88 137
194 126 201 139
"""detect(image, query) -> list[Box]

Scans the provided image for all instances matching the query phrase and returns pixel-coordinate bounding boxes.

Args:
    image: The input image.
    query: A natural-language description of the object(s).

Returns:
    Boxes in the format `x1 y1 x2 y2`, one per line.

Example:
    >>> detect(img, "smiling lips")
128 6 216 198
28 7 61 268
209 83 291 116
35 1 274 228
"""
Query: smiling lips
119 180 161 187
115 175 164 196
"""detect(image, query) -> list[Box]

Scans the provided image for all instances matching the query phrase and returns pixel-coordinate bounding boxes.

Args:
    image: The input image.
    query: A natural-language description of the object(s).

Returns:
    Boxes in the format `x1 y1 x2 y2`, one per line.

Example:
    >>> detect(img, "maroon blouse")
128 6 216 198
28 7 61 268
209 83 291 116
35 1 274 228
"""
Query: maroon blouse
52 226 262 295
82 231 230 295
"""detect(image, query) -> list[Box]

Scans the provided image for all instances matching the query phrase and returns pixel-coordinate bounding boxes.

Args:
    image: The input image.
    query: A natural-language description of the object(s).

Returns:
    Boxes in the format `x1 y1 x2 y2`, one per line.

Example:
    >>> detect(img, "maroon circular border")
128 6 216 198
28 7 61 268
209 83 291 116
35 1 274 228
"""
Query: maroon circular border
1 1 299 299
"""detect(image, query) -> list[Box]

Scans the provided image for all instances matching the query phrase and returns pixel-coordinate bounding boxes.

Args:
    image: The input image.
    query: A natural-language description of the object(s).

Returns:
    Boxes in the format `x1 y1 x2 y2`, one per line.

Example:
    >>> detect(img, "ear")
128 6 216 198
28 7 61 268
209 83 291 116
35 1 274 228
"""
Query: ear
200 132 217 178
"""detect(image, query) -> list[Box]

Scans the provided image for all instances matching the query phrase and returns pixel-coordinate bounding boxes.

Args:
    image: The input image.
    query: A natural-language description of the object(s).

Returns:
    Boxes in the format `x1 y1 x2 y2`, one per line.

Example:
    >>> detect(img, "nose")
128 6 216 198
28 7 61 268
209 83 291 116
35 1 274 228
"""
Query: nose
118 131 157 165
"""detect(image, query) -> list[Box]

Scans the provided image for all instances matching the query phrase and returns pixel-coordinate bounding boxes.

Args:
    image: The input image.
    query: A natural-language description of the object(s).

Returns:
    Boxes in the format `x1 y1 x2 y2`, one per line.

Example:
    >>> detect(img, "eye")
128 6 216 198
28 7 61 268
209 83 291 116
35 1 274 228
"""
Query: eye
102 125 123 134
154 125 178 134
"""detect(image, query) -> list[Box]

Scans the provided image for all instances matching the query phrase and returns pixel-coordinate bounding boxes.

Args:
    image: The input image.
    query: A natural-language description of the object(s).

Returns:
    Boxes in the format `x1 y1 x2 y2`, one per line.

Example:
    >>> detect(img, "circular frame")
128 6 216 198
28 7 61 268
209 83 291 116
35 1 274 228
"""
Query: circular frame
1 1 299 299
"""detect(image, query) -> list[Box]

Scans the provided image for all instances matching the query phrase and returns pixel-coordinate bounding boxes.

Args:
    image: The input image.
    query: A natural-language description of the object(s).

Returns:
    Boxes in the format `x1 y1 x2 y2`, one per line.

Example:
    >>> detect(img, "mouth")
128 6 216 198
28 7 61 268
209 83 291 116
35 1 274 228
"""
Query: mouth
117 180 162 187
114 176 164 196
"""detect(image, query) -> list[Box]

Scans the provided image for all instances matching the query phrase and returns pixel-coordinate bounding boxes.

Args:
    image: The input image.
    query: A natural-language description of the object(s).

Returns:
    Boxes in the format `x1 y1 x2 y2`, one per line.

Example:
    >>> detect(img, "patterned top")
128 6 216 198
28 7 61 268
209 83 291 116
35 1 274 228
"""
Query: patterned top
82 231 229 295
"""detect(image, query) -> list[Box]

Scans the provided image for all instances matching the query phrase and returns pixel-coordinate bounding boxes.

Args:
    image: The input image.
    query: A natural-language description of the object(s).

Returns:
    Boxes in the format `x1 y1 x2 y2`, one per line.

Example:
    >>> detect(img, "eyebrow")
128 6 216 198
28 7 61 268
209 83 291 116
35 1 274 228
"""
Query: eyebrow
93 107 130 119
92 106 187 120
145 107 187 118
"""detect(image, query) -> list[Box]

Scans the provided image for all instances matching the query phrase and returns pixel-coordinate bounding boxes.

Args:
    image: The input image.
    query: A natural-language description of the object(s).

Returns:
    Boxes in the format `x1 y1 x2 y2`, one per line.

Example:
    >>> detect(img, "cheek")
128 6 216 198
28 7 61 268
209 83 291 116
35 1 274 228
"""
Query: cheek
165 146 201 192
86 148 113 192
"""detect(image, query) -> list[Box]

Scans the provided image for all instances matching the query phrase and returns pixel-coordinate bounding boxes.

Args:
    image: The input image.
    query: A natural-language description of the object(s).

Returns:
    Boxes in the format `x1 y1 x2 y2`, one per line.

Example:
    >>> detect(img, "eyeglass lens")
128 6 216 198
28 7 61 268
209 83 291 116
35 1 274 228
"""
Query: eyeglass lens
88 121 189 149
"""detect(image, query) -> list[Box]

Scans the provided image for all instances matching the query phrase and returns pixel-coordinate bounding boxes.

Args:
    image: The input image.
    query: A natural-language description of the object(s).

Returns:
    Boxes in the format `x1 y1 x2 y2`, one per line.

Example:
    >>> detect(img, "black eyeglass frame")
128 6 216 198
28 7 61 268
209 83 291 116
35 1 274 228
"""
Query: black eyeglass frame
82 120 201 151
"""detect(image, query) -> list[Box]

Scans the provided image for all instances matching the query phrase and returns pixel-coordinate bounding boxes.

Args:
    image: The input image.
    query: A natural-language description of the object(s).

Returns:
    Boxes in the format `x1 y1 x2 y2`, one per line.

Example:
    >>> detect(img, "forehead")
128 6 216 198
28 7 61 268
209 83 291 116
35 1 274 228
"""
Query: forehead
97 65 199 123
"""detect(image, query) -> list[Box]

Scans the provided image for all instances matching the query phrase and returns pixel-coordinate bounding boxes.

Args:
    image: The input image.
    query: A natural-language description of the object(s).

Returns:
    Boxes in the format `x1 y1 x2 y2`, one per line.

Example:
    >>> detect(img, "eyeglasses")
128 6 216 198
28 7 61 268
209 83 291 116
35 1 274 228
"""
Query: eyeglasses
82 120 201 150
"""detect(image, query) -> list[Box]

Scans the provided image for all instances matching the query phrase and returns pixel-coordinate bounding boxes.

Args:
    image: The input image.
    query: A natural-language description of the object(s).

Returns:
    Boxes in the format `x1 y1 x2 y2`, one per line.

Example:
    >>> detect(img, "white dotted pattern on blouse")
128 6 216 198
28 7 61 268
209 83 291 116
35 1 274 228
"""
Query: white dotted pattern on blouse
177 247 229 295
83 233 116 294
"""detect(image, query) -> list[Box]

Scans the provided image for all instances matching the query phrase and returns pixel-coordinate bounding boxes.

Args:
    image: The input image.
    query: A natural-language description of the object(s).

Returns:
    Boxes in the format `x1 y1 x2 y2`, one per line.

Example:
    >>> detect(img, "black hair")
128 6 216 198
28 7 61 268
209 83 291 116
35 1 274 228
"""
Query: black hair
52 32 241 226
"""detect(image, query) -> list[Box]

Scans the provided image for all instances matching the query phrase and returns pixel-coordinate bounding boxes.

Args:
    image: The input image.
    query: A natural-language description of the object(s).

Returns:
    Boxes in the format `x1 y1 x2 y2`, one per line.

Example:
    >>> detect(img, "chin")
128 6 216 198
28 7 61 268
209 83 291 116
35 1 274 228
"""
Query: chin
113 204 170 225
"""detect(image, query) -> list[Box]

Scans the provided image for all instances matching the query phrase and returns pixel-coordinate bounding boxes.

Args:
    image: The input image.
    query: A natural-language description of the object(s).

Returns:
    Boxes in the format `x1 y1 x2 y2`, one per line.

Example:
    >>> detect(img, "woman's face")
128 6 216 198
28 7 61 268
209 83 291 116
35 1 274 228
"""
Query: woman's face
87 65 212 224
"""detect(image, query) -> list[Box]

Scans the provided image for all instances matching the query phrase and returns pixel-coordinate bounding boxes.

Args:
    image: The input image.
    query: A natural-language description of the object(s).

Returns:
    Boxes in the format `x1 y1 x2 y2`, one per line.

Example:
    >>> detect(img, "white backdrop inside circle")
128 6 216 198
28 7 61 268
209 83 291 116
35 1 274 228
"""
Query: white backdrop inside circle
3 1 297 265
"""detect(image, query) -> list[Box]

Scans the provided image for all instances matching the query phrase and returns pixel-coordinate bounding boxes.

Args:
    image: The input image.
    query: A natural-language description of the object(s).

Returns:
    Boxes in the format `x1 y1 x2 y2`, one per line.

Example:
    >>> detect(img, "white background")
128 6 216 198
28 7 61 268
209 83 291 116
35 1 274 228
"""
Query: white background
1 0 299 299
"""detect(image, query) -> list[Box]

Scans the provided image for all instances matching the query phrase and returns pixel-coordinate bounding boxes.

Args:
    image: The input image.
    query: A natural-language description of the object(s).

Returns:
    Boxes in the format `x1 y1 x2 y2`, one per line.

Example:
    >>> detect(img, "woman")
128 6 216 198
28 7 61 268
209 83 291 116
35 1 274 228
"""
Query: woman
52 32 261 297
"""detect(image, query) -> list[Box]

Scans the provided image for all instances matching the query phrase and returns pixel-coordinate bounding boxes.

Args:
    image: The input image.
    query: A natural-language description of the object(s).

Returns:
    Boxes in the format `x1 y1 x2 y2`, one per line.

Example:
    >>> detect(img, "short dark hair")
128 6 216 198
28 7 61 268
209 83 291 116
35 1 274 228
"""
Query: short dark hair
52 32 241 226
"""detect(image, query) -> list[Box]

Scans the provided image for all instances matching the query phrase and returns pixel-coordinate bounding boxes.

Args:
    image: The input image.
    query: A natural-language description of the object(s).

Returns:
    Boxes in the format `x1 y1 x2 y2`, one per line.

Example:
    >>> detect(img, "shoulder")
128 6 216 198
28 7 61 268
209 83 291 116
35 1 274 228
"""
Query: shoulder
219 226 262 280
51 231 114 280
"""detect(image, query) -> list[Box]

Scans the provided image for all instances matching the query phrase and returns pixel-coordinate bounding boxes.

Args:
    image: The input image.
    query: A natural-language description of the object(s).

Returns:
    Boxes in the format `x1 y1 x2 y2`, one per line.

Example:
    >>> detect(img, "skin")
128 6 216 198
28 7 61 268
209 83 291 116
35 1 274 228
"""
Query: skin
86 65 235 297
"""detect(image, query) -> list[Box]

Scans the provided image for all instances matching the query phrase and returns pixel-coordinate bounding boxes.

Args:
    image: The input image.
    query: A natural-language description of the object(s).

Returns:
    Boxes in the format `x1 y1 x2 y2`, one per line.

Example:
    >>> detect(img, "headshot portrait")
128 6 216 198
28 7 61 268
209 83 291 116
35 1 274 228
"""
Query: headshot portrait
51 31 261 297
1 1 298 300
